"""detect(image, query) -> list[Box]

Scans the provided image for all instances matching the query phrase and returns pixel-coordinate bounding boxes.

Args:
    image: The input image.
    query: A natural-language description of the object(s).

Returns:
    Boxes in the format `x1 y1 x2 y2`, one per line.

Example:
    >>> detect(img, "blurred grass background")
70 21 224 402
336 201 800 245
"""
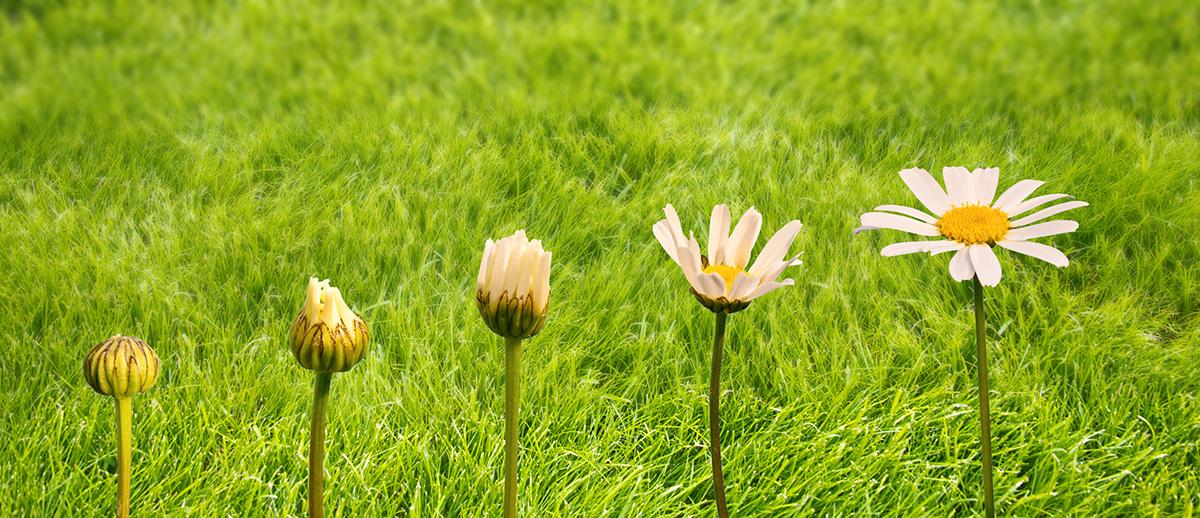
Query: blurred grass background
1 0 1198 515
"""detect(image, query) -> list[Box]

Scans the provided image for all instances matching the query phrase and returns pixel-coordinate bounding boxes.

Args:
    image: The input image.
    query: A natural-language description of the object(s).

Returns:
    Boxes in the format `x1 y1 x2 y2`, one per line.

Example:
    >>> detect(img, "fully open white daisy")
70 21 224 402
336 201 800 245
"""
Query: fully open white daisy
653 204 802 313
856 167 1086 287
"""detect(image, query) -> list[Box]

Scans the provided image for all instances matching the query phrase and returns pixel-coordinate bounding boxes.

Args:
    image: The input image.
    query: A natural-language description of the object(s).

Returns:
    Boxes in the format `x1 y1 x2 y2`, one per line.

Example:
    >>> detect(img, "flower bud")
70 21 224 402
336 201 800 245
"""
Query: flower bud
476 230 552 340
83 335 160 398
289 277 369 373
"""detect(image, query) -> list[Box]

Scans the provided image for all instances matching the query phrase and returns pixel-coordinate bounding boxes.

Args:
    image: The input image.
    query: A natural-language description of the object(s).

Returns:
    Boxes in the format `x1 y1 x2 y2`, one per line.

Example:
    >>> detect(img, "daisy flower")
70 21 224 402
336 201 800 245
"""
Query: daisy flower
856 167 1086 286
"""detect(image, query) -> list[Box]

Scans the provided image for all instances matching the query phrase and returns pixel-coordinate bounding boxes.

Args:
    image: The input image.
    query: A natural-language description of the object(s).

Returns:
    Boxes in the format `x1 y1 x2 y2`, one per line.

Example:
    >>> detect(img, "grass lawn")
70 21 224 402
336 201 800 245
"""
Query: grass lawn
2 0 1198 515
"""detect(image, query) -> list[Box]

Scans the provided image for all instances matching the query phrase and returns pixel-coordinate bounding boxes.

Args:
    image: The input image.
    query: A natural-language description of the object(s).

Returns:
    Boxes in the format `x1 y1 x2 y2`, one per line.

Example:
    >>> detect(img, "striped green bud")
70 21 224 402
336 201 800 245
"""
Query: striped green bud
289 277 369 373
83 335 160 398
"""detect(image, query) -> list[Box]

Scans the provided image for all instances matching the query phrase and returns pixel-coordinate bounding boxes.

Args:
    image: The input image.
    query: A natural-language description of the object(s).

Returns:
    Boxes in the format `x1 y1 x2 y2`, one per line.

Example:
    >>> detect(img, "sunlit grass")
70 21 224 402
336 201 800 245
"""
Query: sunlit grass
1 0 1198 515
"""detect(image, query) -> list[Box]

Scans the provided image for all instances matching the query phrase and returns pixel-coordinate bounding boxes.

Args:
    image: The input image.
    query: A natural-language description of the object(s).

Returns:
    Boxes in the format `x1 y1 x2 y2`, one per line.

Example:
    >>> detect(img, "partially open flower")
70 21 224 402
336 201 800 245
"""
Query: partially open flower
83 335 160 399
289 278 369 373
476 230 552 340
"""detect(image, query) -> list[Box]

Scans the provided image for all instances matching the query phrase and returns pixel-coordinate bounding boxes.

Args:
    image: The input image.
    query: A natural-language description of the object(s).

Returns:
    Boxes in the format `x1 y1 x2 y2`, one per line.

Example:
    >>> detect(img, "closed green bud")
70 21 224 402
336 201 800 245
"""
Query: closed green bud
289 277 369 373
476 230 552 340
83 335 160 399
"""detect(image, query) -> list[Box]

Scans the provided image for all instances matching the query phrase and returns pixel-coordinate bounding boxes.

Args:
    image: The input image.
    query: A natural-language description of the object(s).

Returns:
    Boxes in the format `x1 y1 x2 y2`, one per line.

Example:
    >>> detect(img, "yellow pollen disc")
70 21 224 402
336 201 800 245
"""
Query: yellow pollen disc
936 205 1011 245
702 264 743 294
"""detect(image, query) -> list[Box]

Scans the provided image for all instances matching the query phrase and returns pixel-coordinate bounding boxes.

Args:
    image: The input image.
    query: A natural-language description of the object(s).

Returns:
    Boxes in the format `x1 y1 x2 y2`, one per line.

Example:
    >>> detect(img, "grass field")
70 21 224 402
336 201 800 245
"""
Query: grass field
2 0 1199 515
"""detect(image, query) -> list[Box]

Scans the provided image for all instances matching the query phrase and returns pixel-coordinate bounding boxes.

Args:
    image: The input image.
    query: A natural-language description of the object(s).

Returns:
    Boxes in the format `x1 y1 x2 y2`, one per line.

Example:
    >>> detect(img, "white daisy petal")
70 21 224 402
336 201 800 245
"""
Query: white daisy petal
746 278 794 301
727 272 758 300
726 207 763 269
653 221 681 264
1011 201 1088 227
998 239 1069 267
929 241 965 255
1006 220 1079 240
968 244 1002 287
707 204 731 265
881 240 957 257
898 168 952 215
748 220 802 278
663 204 687 244
1008 193 1072 217
476 239 495 291
675 243 708 293
943 166 973 206
993 179 1044 213
949 247 975 282
696 271 727 298
758 253 802 284
875 204 938 224
971 168 1000 206
860 212 941 237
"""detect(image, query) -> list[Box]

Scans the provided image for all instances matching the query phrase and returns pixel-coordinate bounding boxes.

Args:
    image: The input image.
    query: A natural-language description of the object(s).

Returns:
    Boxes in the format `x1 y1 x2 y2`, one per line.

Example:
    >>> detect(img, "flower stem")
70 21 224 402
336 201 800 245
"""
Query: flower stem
710 312 730 518
504 337 522 518
973 278 995 518
309 371 332 518
115 396 132 518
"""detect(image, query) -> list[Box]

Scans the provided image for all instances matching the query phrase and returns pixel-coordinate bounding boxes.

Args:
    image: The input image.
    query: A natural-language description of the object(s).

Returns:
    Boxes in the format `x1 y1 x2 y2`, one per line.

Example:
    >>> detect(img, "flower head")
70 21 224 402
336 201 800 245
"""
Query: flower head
653 204 802 314
856 167 1086 286
83 335 160 398
289 277 369 372
476 230 552 340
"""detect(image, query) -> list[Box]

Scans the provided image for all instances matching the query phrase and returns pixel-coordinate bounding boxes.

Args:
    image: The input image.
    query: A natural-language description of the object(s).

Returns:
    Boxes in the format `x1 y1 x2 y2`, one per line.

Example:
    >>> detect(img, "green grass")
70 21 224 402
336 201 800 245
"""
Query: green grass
2 0 1199 515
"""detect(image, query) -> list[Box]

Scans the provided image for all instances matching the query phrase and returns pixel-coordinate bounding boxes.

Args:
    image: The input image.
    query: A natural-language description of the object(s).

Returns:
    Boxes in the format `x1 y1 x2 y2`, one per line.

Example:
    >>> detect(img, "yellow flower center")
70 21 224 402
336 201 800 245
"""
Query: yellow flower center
703 264 742 294
936 204 1011 245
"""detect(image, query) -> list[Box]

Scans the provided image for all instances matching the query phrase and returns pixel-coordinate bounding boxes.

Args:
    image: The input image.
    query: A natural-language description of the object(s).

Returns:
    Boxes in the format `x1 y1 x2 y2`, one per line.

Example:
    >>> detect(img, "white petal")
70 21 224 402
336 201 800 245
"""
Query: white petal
997 240 1068 267
477 239 495 291
859 212 941 237
757 253 802 284
993 179 1044 213
726 207 763 269
534 251 552 311
513 244 535 296
696 271 727 298
1006 220 1079 240
968 244 1002 287
707 204 731 265
949 247 975 282
929 241 965 255
487 238 511 303
653 221 681 264
898 168 951 215
1008 194 1072 217
748 220 802 278
746 278 794 301
880 240 957 257
1011 201 1088 227
675 242 708 294
875 204 938 224
942 167 973 206
970 168 1000 206
727 272 758 301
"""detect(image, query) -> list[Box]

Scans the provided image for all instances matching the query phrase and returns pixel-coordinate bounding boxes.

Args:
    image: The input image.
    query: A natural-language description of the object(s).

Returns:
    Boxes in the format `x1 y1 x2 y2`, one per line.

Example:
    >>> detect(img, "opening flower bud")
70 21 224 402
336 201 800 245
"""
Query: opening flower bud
83 335 160 399
476 230 552 340
289 278 369 373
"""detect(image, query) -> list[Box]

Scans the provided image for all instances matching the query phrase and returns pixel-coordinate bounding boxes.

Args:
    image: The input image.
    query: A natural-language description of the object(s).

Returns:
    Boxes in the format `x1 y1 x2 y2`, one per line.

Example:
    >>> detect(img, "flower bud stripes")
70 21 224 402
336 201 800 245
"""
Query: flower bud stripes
289 278 369 373
476 230 552 340
83 336 160 398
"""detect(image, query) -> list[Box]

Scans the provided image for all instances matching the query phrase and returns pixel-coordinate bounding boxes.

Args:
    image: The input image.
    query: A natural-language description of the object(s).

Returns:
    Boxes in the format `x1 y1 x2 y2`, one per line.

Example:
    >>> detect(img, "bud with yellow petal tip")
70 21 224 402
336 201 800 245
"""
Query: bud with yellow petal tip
83 335 160 399
476 230 552 341
289 278 369 373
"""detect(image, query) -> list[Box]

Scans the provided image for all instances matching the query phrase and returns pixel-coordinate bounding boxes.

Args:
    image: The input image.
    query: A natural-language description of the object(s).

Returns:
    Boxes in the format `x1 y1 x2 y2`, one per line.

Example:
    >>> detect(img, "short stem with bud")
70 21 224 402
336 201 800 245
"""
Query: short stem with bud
503 336 522 518
115 396 132 518
309 372 332 518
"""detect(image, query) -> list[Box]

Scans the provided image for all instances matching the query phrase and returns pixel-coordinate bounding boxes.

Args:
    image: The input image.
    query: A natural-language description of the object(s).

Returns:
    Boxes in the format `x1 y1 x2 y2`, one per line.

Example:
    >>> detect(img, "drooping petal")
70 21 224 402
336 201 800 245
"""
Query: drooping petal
859 212 941 237
727 272 758 301
748 220 802 278
949 247 975 282
898 168 951 215
998 239 1068 267
653 221 681 264
1006 220 1079 240
968 244 1003 287
1008 193 1072 217
875 204 938 224
726 207 763 269
929 241 964 255
675 242 708 295
880 240 960 257
993 179 1044 213
746 278 795 301
757 253 802 285
1010 201 1088 227
942 166 973 206
707 204 731 265
970 168 1000 206
663 204 686 244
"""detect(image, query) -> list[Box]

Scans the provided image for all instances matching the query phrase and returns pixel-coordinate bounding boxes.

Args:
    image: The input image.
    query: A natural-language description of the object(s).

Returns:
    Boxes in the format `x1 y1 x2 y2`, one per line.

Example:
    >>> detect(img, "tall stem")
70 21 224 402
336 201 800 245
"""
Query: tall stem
709 312 730 518
973 278 995 518
504 337 523 518
309 372 332 518
115 396 132 518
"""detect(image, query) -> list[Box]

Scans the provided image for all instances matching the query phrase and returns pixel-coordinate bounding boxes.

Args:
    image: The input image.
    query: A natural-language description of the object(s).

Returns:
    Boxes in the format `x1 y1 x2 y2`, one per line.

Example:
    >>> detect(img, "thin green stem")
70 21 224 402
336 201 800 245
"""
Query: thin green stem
309 372 332 518
974 278 995 518
115 396 132 518
504 337 522 518
710 312 730 518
